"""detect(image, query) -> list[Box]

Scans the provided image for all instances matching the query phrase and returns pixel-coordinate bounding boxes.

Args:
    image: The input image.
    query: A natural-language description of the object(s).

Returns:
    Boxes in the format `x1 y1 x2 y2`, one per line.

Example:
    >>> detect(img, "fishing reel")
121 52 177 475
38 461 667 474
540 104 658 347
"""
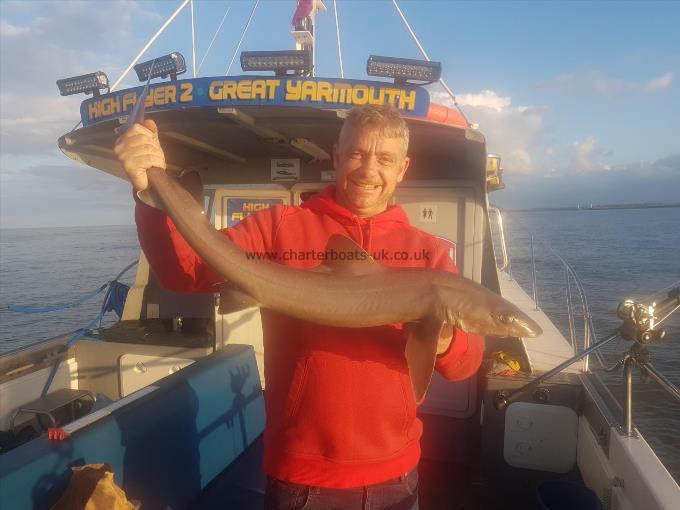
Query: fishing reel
617 287 680 344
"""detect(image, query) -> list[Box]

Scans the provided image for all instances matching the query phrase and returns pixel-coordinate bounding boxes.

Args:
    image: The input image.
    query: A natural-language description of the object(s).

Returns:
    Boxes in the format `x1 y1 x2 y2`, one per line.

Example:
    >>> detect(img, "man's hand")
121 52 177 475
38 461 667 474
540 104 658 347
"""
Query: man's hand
113 119 166 193
404 322 454 355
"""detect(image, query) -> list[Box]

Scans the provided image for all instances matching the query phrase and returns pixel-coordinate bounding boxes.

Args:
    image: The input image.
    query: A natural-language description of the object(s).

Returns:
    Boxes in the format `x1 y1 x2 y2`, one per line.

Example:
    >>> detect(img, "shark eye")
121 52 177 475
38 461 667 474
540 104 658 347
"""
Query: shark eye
498 314 515 324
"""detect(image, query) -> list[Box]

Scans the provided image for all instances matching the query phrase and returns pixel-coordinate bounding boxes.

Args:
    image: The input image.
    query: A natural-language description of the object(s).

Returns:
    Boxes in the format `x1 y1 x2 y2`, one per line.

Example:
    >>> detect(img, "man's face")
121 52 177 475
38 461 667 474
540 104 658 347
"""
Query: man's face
333 125 410 217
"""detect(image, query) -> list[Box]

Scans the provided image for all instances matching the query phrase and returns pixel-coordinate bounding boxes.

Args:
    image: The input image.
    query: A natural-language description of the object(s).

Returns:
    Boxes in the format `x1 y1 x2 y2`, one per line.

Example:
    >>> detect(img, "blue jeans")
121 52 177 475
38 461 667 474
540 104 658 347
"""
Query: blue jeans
264 468 419 510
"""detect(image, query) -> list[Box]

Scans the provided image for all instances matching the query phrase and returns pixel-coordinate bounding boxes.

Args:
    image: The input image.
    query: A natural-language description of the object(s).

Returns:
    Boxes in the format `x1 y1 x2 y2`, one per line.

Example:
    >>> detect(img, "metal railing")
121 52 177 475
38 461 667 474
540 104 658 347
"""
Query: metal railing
489 207 605 372
530 234 539 310
489 206 539 311
550 250 609 371
488 207 509 272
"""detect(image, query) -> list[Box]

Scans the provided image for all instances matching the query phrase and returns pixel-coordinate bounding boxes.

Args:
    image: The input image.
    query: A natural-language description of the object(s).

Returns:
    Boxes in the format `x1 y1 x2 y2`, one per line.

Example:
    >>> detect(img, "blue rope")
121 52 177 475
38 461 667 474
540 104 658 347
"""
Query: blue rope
97 260 138 327
2 260 138 316
40 313 106 398
68 313 105 348
99 281 129 325
14 258 140 398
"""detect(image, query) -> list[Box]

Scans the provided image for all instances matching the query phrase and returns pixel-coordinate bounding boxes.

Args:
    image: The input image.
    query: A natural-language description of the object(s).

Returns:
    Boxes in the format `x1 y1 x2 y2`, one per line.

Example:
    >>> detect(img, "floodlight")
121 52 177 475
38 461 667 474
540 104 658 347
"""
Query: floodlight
240 50 312 76
486 154 505 191
366 55 441 84
56 71 109 96
134 52 186 82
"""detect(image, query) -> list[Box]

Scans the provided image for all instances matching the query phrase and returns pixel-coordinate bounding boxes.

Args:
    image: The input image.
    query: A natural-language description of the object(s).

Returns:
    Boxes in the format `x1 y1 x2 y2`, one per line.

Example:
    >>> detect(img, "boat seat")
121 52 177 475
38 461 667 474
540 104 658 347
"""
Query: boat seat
10 388 94 433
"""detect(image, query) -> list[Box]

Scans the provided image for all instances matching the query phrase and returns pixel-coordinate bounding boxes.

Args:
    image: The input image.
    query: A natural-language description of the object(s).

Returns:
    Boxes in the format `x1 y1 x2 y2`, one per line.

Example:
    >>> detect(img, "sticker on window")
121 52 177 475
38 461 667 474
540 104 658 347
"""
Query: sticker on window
225 197 285 227
271 159 300 181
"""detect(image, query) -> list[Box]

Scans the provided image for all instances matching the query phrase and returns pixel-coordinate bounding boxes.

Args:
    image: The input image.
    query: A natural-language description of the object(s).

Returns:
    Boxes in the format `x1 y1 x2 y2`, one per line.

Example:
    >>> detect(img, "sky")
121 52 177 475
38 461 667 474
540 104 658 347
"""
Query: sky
1 0 679 228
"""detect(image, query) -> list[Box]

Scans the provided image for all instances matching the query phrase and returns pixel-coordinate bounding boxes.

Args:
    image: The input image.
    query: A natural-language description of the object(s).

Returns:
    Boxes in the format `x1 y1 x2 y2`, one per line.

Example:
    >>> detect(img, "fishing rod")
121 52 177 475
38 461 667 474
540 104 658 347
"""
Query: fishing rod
115 58 156 136
494 285 680 436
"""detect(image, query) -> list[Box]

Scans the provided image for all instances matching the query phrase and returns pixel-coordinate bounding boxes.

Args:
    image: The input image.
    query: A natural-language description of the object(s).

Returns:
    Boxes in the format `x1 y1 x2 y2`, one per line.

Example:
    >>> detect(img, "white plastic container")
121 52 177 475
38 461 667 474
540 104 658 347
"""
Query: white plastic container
504 402 578 473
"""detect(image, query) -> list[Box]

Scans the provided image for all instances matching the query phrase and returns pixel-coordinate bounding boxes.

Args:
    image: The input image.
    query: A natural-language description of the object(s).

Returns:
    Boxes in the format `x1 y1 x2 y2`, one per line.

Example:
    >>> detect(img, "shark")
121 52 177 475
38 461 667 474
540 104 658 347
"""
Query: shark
143 166 542 402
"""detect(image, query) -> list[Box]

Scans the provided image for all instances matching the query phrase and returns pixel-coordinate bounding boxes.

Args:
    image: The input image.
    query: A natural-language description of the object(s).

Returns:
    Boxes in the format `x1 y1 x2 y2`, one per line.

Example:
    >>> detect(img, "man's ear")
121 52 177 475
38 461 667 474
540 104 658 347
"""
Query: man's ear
397 156 410 183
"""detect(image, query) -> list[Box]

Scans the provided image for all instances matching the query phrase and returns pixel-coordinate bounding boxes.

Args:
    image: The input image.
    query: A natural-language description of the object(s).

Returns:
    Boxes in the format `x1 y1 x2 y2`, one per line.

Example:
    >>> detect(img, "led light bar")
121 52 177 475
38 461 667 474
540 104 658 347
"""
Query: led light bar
240 50 312 76
366 55 441 84
56 71 109 96
134 52 186 82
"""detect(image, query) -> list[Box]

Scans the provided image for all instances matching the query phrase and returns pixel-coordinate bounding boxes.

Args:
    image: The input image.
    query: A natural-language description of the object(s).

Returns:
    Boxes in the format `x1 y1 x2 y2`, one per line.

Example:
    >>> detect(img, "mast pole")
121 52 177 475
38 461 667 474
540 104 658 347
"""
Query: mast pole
333 0 344 78
190 0 196 77
291 1 326 77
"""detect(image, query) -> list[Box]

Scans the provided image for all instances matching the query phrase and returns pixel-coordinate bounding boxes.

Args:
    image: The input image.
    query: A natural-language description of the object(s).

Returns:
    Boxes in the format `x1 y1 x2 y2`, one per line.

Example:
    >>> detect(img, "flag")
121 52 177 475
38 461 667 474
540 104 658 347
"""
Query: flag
292 0 314 27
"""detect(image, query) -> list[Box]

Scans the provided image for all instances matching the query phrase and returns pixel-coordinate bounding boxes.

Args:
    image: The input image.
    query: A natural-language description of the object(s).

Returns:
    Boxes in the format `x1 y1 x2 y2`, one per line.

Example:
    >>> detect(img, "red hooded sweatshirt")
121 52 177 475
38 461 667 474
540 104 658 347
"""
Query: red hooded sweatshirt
135 185 484 488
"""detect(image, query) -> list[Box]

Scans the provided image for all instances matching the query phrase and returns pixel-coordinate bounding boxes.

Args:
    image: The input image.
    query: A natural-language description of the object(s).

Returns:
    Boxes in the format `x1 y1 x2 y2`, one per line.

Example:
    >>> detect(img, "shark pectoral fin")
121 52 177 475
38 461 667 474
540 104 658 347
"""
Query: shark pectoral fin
218 284 260 314
313 234 385 276
405 318 443 405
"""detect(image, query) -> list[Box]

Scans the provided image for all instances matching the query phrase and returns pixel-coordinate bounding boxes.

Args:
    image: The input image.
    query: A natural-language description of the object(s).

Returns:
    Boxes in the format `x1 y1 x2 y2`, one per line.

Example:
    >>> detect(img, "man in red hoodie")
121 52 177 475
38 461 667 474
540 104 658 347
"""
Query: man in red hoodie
115 104 483 509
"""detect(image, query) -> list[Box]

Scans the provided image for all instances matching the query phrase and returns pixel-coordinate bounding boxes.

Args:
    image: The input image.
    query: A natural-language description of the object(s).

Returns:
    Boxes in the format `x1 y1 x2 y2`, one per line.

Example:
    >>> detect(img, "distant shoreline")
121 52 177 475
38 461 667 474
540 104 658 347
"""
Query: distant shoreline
506 203 680 213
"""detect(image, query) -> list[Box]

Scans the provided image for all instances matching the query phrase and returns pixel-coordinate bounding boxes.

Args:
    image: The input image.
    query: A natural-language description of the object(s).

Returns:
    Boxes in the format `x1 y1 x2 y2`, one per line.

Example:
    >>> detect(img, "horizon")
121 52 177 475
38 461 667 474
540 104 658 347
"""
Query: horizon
2 199 680 231
1 0 679 228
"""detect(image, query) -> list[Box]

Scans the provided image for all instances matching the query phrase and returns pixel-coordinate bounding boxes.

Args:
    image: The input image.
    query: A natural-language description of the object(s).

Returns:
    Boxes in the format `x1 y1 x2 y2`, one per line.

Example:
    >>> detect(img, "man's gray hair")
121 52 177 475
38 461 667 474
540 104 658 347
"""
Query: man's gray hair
340 104 410 156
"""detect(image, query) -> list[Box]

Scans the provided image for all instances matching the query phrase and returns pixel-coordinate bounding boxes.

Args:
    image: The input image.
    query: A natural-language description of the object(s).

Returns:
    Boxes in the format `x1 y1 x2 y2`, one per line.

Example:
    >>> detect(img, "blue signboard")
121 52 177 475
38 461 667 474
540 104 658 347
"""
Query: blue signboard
226 197 285 227
80 76 430 127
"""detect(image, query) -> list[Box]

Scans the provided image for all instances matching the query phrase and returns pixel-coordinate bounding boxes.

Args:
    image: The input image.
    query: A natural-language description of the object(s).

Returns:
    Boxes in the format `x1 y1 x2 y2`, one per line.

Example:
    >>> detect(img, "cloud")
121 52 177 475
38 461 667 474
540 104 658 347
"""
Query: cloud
614 154 680 176
653 154 680 171
492 154 680 209
0 1 163 157
431 89 547 175
644 72 673 91
455 90 511 112
0 93 80 154
0 19 30 36
569 136 603 172
1 1 161 53
536 70 673 96
567 140 680 174
0 2 186 227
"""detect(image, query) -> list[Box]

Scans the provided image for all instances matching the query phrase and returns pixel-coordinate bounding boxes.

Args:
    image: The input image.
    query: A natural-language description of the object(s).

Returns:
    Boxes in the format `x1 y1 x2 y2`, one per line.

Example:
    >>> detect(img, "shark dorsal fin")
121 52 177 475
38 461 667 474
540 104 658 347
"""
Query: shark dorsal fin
313 234 385 276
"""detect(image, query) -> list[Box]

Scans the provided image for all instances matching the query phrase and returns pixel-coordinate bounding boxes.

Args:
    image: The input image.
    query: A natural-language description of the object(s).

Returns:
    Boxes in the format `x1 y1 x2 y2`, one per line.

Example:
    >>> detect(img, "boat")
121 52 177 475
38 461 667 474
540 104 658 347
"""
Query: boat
1 1 679 508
